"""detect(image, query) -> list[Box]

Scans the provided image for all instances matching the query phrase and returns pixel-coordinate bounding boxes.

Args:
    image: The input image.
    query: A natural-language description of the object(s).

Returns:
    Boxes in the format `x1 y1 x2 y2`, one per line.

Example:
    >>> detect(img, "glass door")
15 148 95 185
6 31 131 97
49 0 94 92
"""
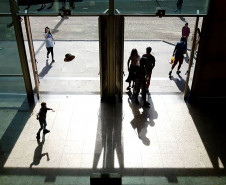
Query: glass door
24 16 40 99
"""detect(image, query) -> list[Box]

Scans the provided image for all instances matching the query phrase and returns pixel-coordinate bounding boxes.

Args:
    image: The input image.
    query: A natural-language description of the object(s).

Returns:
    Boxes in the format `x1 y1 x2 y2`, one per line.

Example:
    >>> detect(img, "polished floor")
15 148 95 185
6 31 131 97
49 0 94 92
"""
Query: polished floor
0 94 226 185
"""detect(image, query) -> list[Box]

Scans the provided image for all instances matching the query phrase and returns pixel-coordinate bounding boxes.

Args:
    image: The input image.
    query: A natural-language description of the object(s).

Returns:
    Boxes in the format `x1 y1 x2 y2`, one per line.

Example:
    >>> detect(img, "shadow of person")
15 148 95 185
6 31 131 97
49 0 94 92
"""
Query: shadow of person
170 74 186 92
179 17 186 22
128 96 158 146
38 59 53 77
30 135 50 169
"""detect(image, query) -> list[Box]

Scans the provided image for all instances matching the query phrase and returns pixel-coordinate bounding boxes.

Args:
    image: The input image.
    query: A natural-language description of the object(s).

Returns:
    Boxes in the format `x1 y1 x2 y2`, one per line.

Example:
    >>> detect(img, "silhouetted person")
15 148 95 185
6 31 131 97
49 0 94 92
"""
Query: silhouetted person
142 47 155 94
126 48 140 90
36 102 54 140
175 0 183 13
69 0 76 9
169 36 187 77
30 137 49 168
133 57 150 107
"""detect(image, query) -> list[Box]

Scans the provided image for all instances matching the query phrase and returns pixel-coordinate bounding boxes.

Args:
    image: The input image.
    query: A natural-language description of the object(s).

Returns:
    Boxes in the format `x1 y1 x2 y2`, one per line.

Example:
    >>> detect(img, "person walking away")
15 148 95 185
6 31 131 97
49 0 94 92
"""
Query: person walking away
169 36 187 76
134 57 150 107
36 102 55 140
44 27 55 62
126 48 140 90
182 22 190 60
142 47 155 94
175 0 183 13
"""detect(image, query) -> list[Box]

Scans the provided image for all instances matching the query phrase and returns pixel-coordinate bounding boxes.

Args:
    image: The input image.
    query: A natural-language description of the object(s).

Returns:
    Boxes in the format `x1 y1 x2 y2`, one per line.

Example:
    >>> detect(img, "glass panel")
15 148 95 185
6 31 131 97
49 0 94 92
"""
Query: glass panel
0 0 11 13
0 17 26 94
17 0 109 15
115 0 209 15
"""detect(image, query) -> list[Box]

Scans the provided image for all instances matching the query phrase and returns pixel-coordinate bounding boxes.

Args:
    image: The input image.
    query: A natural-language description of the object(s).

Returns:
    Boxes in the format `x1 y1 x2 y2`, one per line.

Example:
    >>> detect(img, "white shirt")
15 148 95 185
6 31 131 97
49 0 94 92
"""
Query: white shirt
44 33 54 47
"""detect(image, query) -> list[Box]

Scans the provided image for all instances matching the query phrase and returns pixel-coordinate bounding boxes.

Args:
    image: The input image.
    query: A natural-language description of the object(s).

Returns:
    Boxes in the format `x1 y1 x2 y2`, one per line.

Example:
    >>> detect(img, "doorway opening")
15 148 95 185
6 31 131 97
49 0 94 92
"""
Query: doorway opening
123 16 203 95
23 16 100 96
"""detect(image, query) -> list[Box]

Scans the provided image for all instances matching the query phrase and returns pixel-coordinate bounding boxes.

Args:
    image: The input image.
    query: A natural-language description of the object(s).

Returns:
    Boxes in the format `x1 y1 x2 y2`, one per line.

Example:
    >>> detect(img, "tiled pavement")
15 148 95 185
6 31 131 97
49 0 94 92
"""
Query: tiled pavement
0 94 226 185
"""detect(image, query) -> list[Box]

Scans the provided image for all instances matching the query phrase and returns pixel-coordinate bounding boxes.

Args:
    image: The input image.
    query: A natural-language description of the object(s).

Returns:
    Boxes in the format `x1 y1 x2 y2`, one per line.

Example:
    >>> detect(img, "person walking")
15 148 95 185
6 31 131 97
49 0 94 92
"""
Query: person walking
182 22 190 60
36 102 55 140
182 22 190 45
44 27 55 62
126 48 140 90
133 57 150 107
169 36 187 76
142 47 155 94
175 0 183 13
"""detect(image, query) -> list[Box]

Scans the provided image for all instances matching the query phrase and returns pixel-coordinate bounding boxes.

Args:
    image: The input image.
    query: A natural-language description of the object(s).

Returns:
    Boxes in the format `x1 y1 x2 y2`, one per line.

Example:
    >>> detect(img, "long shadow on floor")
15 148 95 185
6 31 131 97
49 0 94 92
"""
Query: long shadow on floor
170 74 185 92
0 97 35 168
38 59 53 77
187 100 226 169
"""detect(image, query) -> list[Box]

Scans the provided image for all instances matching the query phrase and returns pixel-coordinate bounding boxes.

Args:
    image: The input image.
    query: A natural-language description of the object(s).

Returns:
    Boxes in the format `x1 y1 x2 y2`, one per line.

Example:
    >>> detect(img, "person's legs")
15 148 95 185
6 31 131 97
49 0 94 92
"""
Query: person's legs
134 79 140 104
142 80 150 107
43 120 50 134
177 58 184 73
37 121 44 139
146 71 152 91
47 47 51 58
49 47 54 61
169 58 179 75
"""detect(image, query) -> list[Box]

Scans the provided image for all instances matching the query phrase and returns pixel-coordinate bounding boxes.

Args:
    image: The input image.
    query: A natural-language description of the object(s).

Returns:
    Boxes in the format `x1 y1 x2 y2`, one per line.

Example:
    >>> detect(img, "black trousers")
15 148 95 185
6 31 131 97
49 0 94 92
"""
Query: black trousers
46 47 54 60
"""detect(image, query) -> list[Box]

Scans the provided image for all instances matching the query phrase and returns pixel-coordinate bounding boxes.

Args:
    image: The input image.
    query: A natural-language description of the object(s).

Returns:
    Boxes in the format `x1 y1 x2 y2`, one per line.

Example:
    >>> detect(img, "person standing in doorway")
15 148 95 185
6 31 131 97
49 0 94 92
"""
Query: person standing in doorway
133 57 150 107
169 36 187 77
175 0 183 13
126 48 140 90
36 102 55 140
44 27 55 62
142 47 155 94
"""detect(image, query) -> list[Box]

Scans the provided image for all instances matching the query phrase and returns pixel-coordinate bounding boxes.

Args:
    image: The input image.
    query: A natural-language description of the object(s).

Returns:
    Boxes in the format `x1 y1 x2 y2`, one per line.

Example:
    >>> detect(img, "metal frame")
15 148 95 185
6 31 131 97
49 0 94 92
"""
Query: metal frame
5 0 209 102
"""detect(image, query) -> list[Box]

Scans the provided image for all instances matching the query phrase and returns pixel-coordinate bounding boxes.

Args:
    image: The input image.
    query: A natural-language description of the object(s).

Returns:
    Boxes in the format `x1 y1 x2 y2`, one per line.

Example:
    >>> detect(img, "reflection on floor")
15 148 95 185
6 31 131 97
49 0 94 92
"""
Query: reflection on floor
0 94 226 185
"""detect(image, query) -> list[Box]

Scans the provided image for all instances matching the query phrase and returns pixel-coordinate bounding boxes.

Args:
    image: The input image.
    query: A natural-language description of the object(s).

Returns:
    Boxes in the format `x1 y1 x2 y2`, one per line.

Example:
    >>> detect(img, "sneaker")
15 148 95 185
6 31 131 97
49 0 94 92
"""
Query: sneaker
126 86 131 90
52 60 55 63
176 70 181 74
43 129 50 134
169 71 172 76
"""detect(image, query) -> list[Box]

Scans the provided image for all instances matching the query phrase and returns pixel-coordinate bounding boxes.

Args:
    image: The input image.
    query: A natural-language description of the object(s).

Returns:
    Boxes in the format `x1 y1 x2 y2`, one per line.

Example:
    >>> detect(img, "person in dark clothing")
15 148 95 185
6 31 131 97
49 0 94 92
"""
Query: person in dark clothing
175 0 183 13
133 57 150 107
36 102 54 140
169 36 187 77
142 47 155 94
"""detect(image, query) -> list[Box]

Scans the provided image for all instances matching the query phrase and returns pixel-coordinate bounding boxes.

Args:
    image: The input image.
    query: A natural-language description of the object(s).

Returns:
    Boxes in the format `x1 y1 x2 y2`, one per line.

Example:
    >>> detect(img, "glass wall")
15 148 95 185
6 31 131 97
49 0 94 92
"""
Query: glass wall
115 0 209 15
17 0 109 15
0 16 26 94
0 0 11 13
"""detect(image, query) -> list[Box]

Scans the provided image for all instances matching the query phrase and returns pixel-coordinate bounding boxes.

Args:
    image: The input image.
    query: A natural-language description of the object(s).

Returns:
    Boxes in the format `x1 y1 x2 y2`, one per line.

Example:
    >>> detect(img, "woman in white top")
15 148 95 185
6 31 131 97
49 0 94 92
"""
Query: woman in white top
125 48 140 90
44 27 55 62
